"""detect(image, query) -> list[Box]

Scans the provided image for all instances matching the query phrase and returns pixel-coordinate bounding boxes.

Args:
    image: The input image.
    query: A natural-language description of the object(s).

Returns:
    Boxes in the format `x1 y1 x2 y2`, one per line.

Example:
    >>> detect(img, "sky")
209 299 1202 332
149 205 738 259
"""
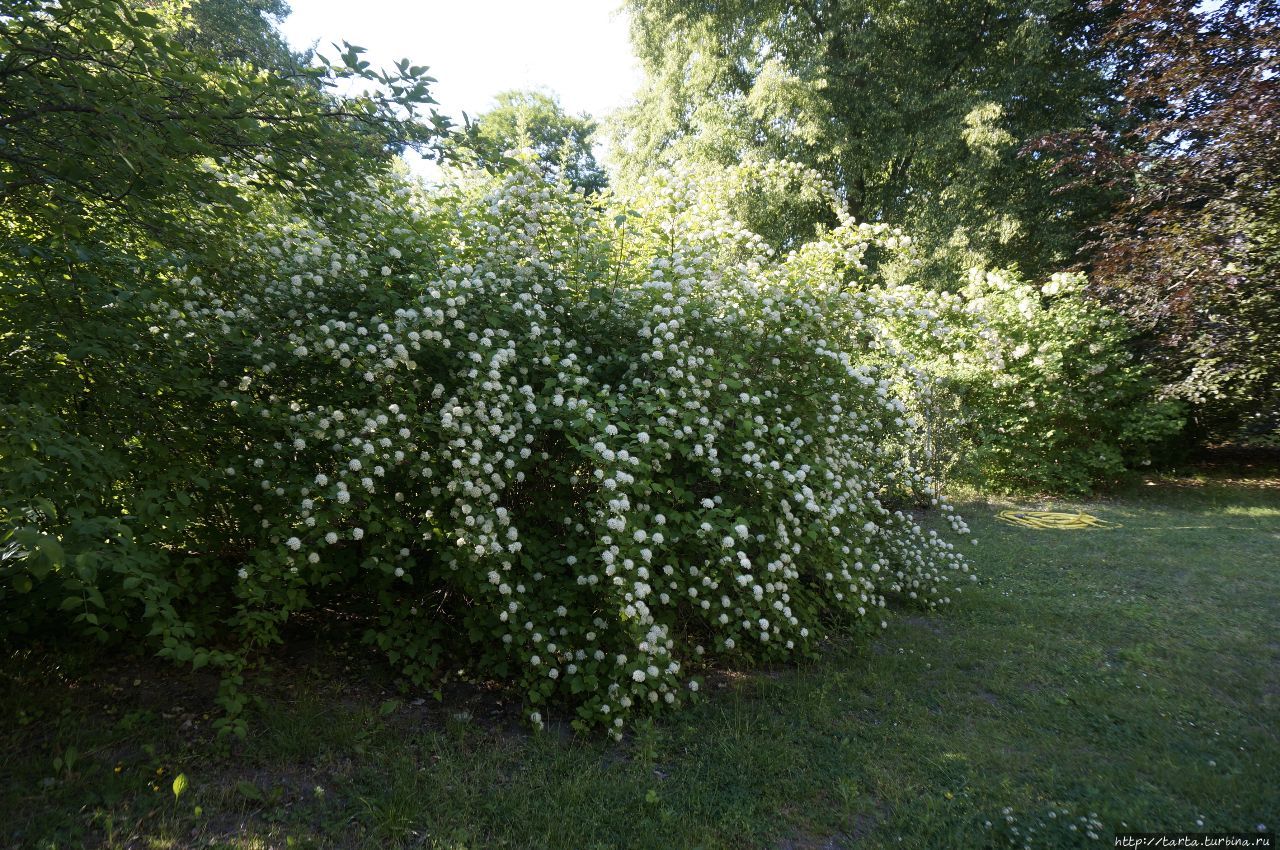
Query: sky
279 0 644 126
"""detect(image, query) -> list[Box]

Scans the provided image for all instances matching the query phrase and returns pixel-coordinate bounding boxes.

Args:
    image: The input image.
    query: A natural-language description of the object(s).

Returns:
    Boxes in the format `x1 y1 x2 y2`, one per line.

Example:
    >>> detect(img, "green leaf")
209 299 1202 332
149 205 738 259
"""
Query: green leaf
235 780 263 801
172 773 189 801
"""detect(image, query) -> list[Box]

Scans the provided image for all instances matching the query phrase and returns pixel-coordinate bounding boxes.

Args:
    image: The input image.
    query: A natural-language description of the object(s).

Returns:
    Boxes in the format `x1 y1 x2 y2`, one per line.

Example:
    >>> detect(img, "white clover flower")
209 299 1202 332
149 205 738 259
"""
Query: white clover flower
352 527 364 540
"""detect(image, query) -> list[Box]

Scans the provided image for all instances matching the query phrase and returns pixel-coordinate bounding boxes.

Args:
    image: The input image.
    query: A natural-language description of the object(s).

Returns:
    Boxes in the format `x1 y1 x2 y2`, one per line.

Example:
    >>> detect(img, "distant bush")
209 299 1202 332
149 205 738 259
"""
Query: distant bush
1 162 974 735
876 269 1184 494
683 159 1184 494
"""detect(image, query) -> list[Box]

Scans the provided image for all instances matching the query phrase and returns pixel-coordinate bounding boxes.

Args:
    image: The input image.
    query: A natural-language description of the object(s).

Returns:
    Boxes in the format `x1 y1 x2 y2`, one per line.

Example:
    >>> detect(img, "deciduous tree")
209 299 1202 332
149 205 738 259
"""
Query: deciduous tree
459 89 606 193
1031 0 1280 441
616 0 1116 279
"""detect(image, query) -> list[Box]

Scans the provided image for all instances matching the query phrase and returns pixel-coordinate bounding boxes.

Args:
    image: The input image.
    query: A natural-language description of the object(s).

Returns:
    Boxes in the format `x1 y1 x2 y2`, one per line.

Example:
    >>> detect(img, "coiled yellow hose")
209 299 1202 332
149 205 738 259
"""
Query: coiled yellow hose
996 510 1119 529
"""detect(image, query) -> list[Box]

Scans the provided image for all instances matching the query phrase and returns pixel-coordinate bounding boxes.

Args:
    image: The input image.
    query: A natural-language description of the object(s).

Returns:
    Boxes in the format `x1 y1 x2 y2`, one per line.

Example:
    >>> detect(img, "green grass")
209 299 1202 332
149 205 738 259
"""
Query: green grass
3 468 1278 849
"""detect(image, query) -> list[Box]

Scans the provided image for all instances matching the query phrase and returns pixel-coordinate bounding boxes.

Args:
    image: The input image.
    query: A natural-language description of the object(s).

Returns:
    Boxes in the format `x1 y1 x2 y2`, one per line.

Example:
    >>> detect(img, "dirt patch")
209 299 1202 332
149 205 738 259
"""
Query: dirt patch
899 614 949 637
777 799 885 848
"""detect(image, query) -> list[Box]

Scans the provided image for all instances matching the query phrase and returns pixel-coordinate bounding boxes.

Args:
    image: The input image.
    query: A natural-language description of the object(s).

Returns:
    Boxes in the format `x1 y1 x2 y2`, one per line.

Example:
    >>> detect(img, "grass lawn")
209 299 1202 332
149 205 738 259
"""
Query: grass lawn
3 462 1278 849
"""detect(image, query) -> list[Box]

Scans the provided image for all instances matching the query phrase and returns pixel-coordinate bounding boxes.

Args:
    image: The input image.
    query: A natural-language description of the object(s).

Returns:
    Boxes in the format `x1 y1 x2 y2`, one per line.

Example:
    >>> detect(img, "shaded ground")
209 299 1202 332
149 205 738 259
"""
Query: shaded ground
3 461 1277 849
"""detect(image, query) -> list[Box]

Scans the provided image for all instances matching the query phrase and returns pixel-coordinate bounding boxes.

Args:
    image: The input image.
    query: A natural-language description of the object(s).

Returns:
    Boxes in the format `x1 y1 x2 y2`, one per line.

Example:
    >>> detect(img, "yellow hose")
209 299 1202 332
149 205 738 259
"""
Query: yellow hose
996 510 1119 529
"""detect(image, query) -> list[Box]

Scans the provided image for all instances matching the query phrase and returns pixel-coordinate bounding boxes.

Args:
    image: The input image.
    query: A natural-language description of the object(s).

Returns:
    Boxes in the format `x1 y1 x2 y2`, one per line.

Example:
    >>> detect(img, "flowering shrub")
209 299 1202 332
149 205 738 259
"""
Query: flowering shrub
2 160 975 734
645 159 1183 494
872 269 1184 494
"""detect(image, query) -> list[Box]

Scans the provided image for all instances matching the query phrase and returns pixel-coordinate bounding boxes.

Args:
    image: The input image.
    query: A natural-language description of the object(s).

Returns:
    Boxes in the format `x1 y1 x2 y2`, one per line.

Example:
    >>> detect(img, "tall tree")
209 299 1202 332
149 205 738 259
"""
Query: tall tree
0 0 447 249
176 0 305 69
0 0 449 707
616 0 1116 279
459 89 606 193
1031 0 1280 441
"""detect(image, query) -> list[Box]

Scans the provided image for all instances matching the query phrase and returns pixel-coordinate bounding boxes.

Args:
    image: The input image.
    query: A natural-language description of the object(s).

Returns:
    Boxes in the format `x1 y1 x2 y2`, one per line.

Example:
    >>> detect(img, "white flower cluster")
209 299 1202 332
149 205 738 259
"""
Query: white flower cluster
151 159 972 735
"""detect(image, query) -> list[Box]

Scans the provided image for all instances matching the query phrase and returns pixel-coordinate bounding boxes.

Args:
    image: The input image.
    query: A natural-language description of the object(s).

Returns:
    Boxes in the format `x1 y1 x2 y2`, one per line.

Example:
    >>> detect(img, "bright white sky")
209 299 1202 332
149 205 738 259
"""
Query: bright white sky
279 0 643 125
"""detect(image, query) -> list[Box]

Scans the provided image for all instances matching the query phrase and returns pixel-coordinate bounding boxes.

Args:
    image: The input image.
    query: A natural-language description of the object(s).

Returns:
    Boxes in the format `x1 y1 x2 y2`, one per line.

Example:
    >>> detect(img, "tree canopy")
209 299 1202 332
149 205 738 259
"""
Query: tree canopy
0 0 447 251
458 89 606 193
1032 0 1280 441
615 0 1117 279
